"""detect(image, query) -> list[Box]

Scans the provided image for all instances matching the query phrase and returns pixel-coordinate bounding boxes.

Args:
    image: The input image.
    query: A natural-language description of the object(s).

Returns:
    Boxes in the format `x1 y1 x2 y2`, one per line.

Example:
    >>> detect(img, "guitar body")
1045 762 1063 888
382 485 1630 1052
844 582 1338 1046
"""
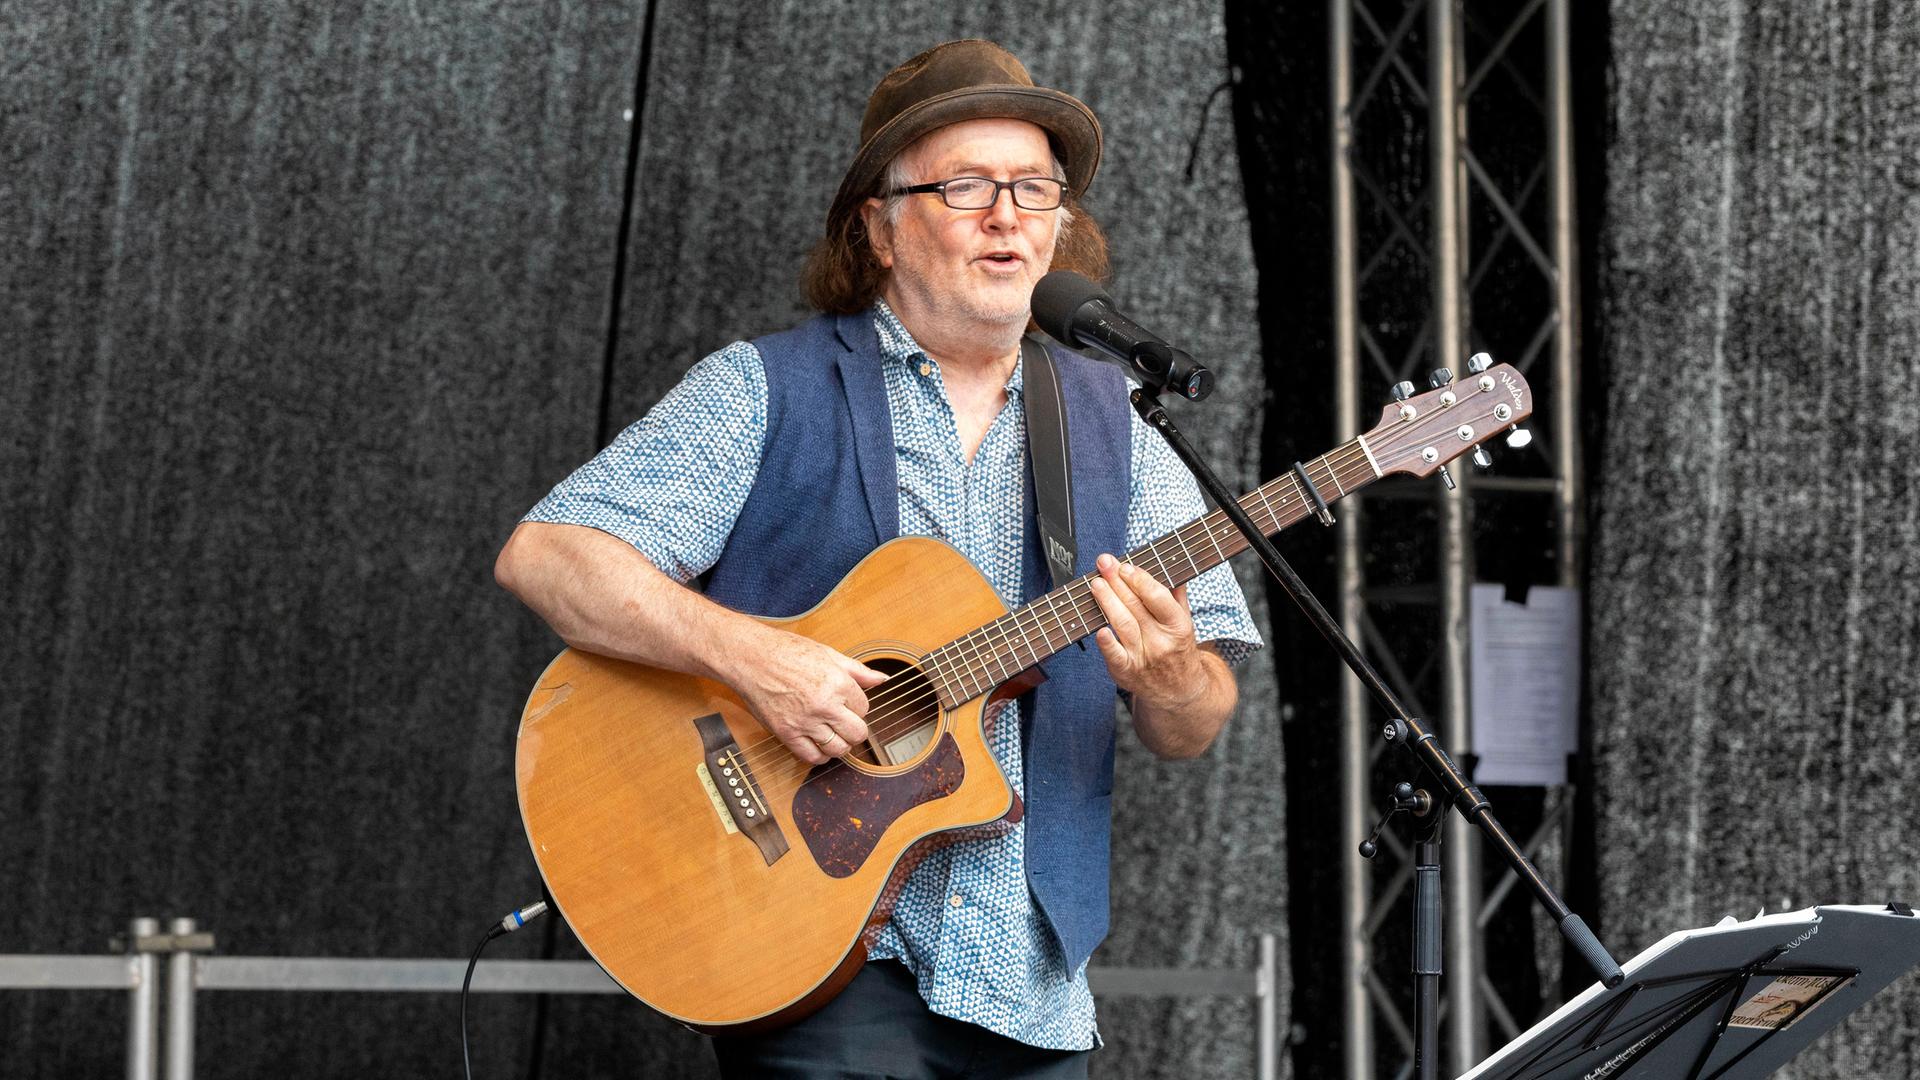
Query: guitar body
515 536 1029 1033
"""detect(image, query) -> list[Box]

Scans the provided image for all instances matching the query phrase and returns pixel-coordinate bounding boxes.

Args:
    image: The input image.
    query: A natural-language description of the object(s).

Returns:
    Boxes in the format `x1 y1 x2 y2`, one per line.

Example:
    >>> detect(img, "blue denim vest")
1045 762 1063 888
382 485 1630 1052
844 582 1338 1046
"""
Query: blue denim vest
702 311 1131 972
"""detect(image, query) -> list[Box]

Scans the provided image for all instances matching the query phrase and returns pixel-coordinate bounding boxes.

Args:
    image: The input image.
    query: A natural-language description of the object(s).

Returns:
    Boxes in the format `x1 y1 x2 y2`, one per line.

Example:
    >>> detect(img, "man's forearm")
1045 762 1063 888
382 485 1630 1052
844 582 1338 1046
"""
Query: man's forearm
1130 645 1238 759
493 521 763 682
497 521 888 764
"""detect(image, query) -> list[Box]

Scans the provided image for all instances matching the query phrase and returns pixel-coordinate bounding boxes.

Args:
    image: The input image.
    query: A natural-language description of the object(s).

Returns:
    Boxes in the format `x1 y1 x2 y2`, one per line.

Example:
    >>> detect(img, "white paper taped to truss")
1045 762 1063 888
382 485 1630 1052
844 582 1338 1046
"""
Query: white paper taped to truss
1469 584 1580 785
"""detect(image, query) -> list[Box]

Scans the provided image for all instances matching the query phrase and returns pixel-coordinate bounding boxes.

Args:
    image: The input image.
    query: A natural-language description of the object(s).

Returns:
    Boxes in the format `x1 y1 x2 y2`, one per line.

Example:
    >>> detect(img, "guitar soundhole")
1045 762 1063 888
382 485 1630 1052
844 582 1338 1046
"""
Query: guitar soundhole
857 657 942 767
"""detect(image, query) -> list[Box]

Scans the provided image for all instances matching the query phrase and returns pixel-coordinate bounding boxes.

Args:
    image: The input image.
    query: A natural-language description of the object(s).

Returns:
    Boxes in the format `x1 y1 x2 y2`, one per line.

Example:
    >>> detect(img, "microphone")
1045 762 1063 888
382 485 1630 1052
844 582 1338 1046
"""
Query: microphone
1030 271 1214 400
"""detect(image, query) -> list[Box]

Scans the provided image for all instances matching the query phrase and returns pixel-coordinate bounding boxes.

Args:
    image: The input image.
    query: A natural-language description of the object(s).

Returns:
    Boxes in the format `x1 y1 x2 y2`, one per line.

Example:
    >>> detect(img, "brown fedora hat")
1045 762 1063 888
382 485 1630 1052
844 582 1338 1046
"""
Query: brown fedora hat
825 39 1102 239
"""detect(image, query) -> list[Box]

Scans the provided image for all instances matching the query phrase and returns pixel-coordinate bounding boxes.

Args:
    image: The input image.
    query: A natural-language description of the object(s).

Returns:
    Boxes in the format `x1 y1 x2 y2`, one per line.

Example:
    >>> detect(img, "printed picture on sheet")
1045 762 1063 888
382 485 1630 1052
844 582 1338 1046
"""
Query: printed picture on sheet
1727 974 1852 1031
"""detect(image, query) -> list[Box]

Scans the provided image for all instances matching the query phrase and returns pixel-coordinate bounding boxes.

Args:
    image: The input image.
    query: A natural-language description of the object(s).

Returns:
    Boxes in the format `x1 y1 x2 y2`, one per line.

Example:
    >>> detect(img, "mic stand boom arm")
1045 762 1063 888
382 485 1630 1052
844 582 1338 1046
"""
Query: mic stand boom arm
1127 384 1625 996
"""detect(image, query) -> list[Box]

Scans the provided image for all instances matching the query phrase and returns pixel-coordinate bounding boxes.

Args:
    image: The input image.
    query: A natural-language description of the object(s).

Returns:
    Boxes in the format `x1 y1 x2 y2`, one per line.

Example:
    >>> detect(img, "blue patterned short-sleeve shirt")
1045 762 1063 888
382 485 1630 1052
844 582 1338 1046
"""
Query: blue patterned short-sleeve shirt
526 302 1263 1050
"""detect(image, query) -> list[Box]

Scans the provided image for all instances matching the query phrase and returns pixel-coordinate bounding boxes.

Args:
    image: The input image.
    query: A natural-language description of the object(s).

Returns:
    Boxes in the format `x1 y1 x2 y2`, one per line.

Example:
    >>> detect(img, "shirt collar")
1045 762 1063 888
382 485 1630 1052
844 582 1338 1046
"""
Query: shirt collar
870 300 1024 398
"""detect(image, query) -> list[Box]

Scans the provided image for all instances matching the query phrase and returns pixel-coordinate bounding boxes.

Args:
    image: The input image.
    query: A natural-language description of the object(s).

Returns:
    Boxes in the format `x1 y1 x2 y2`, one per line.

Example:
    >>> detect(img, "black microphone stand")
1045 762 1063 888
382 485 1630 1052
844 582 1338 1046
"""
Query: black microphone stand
1127 381 1624 1079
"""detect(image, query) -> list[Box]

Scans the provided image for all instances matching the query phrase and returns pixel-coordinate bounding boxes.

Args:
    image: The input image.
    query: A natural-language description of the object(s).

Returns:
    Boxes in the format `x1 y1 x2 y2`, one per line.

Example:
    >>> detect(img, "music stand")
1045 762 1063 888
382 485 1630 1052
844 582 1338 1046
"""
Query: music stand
1459 903 1920 1080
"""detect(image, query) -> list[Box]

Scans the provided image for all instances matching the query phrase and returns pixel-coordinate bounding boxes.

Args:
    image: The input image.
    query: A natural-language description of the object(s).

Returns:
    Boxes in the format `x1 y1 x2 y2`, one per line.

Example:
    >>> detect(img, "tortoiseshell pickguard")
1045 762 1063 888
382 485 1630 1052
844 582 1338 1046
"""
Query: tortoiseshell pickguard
791 733 965 878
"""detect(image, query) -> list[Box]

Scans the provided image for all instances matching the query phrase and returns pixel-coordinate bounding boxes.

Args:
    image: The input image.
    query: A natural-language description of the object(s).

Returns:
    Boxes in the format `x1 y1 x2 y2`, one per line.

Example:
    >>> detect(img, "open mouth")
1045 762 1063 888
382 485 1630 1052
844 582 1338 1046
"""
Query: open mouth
979 252 1023 267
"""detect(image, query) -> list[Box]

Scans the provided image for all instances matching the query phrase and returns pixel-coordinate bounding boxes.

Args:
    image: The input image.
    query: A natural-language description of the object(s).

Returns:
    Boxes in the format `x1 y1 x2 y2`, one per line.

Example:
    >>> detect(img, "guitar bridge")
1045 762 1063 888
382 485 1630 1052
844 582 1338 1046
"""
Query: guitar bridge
691 713 789 866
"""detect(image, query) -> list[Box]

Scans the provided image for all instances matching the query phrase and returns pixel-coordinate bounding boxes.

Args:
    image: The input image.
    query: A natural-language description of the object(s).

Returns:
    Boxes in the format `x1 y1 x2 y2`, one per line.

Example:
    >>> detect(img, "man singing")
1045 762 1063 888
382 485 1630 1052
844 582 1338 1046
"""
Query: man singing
496 39 1261 1078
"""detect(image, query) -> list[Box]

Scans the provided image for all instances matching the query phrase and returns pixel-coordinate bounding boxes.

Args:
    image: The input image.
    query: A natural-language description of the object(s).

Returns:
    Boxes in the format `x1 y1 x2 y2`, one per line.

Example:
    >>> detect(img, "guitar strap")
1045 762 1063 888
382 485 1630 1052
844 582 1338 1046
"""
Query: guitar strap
1022 335 1077 591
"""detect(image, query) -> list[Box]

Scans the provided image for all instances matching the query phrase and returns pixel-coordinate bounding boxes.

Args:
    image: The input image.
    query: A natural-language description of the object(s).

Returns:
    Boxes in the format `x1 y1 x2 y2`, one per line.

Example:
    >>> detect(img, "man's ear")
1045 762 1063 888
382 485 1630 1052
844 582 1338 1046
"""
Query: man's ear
859 198 894 269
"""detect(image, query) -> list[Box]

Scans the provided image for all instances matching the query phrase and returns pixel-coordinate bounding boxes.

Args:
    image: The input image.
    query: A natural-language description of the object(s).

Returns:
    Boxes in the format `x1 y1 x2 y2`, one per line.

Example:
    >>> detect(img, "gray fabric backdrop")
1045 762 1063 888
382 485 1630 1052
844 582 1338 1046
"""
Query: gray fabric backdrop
2 0 641 1073
1 2 1279 1075
1590 1 1920 1076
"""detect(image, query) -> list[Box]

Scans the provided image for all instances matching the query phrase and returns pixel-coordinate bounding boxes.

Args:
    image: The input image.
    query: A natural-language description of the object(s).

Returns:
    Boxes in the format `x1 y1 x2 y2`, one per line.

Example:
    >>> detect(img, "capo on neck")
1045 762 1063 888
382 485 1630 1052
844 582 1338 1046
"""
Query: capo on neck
1292 461 1336 526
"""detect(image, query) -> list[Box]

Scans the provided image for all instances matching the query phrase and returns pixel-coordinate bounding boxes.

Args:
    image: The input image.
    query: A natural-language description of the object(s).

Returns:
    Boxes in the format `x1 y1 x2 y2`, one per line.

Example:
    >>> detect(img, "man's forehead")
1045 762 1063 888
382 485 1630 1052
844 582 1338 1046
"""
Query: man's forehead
904 118 1054 174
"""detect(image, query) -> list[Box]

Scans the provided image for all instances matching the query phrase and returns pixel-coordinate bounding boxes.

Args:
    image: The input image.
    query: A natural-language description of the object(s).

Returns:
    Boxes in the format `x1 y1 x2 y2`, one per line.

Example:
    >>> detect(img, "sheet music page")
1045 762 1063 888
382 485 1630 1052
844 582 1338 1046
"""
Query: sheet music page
1469 584 1581 785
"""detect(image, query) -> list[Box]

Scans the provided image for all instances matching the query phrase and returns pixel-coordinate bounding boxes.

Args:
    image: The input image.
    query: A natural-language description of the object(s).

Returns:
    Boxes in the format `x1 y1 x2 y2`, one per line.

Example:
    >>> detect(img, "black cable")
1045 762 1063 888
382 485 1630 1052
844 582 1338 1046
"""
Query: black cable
595 0 663 448
1183 66 1241 182
523 881 559 1080
463 901 550 1080
463 924 506 1080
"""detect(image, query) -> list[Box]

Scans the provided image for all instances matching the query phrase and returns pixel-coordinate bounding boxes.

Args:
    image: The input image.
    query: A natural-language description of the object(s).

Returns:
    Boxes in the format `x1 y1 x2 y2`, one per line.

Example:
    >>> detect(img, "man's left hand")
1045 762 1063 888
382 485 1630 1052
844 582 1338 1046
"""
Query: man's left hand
1088 552 1208 711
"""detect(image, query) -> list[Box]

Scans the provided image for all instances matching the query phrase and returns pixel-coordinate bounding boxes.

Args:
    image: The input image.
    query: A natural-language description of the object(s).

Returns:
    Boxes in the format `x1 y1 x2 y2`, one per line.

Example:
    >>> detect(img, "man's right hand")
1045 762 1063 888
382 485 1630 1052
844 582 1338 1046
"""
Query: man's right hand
727 627 889 765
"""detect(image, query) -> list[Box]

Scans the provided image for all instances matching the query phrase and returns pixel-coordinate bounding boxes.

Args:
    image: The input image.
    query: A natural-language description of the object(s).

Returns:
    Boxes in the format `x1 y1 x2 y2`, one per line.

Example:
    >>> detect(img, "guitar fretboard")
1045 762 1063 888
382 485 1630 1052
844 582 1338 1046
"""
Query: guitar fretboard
921 436 1382 704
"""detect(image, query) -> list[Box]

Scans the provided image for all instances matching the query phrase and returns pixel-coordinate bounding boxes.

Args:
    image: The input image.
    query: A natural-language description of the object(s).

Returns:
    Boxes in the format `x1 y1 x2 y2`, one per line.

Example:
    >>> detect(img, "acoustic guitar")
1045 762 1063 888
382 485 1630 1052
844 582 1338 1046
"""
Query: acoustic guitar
515 365 1533 1032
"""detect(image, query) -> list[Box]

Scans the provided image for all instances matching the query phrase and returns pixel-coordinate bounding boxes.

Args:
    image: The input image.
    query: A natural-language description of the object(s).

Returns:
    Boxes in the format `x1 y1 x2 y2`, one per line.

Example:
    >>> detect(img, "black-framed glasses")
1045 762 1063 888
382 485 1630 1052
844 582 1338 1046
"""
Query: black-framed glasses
891 176 1067 211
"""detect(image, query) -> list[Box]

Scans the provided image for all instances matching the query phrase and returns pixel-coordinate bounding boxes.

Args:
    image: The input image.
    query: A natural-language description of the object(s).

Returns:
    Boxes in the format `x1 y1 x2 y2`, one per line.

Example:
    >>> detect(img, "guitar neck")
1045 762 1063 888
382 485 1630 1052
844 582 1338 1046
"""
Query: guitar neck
925 436 1383 704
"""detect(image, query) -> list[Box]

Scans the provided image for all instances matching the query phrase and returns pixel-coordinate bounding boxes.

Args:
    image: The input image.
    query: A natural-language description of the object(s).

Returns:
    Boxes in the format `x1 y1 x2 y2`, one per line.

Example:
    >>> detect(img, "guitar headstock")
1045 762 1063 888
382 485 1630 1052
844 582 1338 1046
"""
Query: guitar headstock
1362 362 1534 478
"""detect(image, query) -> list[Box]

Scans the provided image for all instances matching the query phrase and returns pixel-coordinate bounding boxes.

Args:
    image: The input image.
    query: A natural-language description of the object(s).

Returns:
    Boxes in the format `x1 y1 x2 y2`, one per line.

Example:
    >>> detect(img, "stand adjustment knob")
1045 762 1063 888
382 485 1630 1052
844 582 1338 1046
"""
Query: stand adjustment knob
1359 782 1435 858
1390 380 1416 402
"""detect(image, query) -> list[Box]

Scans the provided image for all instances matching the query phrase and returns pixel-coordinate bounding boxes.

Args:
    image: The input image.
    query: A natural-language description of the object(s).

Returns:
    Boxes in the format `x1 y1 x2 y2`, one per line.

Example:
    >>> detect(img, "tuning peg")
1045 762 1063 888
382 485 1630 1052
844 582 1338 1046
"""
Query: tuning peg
1506 428 1533 450
1428 367 1454 388
1472 446 1493 469
1466 352 1493 374
1390 380 1416 402
1438 465 1456 491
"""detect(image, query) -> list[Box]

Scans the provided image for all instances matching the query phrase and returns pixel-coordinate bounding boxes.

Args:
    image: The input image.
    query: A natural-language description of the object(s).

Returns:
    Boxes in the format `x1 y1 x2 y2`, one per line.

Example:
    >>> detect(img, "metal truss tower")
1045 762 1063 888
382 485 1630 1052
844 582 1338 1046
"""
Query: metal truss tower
1330 0 1584 1076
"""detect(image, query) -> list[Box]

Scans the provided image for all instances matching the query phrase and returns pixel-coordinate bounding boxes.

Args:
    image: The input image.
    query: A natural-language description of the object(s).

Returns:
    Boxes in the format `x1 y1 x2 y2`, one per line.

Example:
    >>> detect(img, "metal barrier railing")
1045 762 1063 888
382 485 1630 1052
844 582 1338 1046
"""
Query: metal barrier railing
1 917 1278 1079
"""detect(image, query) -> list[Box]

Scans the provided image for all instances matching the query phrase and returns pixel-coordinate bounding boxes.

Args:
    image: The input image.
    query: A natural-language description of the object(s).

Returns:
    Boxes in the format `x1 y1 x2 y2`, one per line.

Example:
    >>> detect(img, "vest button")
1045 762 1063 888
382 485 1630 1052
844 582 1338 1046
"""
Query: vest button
918 362 933 377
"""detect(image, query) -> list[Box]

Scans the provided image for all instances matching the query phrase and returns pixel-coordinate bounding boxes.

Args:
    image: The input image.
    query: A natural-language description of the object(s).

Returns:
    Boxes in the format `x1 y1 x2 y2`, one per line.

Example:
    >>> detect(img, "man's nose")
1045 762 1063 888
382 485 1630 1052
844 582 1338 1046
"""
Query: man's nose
983 186 1020 228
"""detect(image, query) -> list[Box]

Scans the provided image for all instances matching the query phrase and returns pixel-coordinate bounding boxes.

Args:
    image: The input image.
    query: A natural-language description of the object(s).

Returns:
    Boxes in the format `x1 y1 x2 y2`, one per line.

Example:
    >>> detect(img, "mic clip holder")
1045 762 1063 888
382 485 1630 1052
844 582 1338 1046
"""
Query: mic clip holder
1130 340 1213 402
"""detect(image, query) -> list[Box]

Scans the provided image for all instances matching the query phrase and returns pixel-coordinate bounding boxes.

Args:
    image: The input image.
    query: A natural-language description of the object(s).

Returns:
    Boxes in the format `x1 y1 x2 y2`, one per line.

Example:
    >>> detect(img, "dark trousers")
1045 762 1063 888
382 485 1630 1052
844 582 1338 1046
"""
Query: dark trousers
710 961 1092 1079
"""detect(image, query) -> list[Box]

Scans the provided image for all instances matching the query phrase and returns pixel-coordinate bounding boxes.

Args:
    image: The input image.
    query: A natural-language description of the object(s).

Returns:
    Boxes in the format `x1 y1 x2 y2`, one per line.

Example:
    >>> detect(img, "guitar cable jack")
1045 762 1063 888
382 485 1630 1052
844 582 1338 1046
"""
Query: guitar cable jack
499 900 549 934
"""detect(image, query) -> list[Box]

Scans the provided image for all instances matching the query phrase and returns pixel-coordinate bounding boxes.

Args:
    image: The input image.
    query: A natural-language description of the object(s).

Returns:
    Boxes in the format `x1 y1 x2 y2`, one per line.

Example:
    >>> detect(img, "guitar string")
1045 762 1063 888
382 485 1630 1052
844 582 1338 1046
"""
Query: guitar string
723 442 1375 781
738 453 1412 797
729 440 1399 786
748 395 1529 784
729 442 1387 785
730 442 1391 789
